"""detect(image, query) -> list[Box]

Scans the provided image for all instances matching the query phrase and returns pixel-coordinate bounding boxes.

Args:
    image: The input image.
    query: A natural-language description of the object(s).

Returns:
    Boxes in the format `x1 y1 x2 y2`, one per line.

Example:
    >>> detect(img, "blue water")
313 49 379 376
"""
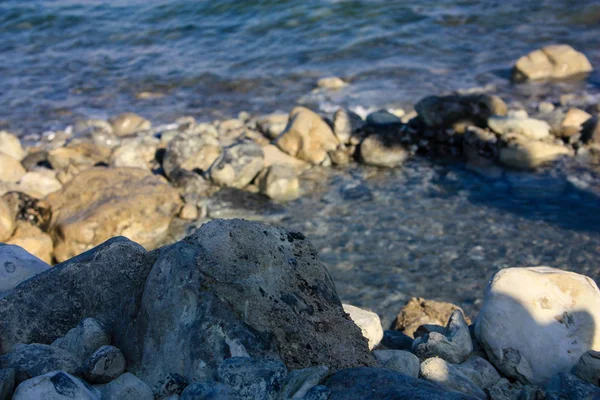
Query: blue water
1 0 599 134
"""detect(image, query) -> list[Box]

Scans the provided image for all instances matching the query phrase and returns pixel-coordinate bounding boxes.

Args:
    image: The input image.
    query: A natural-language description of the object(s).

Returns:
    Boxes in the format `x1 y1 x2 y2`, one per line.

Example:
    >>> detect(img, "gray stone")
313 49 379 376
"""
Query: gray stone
209 142 264 189
153 373 188 398
102 372 154 400
573 350 600 386
12 371 100 400
486 378 541 400
412 310 473 364
52 318 111 362
373 350 419 378
544 372 600 400
130 220 375 389
326 367 476 399
381 330 414 351
0 368 15 400
420 358 486 399
456 356 502 390
333 108 365 145
279 366 328 399
218 357 287 400
415 94 507 128
0 244 50 294
359 133 408 168
0 344 81 383
365 110 402 132
84 345 126 383
180 381 233 400
302 385 330 400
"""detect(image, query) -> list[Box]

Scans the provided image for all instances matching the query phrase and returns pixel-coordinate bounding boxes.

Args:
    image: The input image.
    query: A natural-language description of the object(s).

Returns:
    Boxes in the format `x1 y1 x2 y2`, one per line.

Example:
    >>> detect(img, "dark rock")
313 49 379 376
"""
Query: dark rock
326 367 477 399
303 385 331 400
381 330 414 350
359 133 408 168
412 310 473 363
52 318 111 362
0 368 15 400
12 371 99 400
153 373 188 398
279 365 329 399
573 350 600 386
333 109 365 145
456 356 501 390
0 343 81 383
180 381 234 400
415 94 507 128
102 372 153 400
84 345 126 383
544 372 600 400
217 357 287 400
365 111 402 133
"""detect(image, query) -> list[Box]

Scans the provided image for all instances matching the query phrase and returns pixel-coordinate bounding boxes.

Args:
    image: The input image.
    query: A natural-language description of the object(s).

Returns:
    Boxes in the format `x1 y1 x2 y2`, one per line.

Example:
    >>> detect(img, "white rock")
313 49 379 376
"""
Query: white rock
488 116 551 140
343 304 383 350
0 131 25 161
0 154 26 183
475 267 600 385
12 371 100 400
17 171 62 198
0 244 50 294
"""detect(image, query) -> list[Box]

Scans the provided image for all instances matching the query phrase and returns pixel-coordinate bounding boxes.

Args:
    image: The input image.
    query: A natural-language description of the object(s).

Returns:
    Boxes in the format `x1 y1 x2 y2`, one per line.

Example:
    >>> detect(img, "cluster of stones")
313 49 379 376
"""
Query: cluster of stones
1 219 600 399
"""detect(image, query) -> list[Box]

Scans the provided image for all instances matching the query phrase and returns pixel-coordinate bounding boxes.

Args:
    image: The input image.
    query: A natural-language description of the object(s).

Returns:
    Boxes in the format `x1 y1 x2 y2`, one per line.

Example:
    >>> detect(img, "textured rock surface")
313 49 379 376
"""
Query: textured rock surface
373 350 420 378
84 345 126 383
475 267 600 385
217 357 287 400
326 367 475 399
513 45 593 81
412 310 473 363
544 372 600 400
572 350 600 386
456 356 502 390
415 94 507 128
0 198 14 242
12 371 100 400
109 112 151 137
52 318 111 362
162 132 222 180
488 116 551 140
498 133 571 170
0 154 25 183
261 144 309 172
180 381 233 400
47 167 182 262
16 170 62 198
5 221 54 264
343 304 384 350
209 142 264 189
0 343 81 383
257 164 300 201
0 131 25 161
110 136 159 170
276 107 340 165
0 244 50 294
393 297 469 338
420 358 486 399
333 108 364 145
102 372 153 400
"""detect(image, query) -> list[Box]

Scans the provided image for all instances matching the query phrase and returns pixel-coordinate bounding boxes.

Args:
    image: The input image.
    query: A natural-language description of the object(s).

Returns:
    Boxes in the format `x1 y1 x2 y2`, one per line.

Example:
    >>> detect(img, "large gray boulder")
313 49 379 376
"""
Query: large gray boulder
130 219 375 390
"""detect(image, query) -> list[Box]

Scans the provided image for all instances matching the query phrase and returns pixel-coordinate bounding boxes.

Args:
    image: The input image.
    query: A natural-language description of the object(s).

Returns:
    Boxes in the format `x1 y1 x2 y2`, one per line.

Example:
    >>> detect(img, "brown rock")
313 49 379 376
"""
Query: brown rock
0 131 25 161
0 197 15 242
262 144 309 173
257 113 289 140
48 142 111 183
276 107 340 165
359 134 408 168
47 167 182 262
6 221 54 264
513 45 593 81
392 297 470 338
559 108 593 138
108 112 151 137
257 164 300 201
0 154 26 183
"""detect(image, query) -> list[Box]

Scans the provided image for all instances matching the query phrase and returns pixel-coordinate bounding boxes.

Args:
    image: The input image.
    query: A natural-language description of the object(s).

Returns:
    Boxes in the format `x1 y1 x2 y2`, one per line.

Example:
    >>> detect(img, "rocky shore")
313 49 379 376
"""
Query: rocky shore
0 45 599 398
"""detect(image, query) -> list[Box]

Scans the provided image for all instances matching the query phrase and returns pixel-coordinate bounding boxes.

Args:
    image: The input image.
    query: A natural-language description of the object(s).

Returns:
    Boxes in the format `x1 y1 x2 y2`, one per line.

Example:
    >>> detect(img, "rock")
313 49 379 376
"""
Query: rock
48 142 111 183
179 203 199 220
110 136 159 170
47 167 182 262
412 310 473 364
365 110 402 132
513 45 593 81
0 368 15 400
373 350 420 378
209 142 264 189
217 357 287 400
359 133 408 168
130 220 375 389
262 144 309 173
102 372 153 400
257 164 300 201
162 132 222 179
153 373 188 398
381 330 414 350
485 378 533 400
343 304 384 350
392 297 470 338
544 372 600 400
256 113 289 140
276 107 340 165
0 244 50 294
317 77 347 90
84 345 126 383
12 371 99 400
420 358 487 399
328 145 353 166
333 109 365 145
573 350 600 386
498 133 571 170
109 113 151 137
0 191 52 230
488 116 551 140
52 318 111 362
180 381 233 400
538 102 555 113
0 237 151 354
0 131 25 161
463 126 501 175
0 198 15 242
326 367 475 399
6 221 54 264
71 119 119 149
0 343 81 383
475 267 600 385
415 94 507 128
302 385 330 400
16 171 62 198
0 154 25 183
456 356 502 390
279 366 329 399
559 108 593 138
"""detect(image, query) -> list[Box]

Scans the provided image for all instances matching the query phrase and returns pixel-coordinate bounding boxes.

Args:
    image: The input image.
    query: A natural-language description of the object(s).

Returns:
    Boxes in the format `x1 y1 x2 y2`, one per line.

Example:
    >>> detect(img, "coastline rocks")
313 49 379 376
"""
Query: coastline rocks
48 143 111 184
317 76 347 90
488 116 551 140
0 199 15 242
46 167 182 262
83 345 126 383
419 358 486 399
573 350 600 386
373 350 420 378
109 113 151 137
6 221 54 264
365 110 402 132
131 219 375 389
162 132 222 179
16 171 62 198
102 372 153 400
110 136 159 170
359 133 408 168
209 142 264 189
392 297 469 338
559 108 593 138
513 45 593 81
415 94 507 128
412 310 473 364
0 244 50 294
276 107 340 165
256 113 289 140
52 318 111 362
544 372 600 400
0 154 25 183
0 343 81 383
217 357 287 400
261 144 309 173
0 131 25 161
326 367 475 399
333 108 365 145
343 304 384 350
498 133 571 170
257 164 300 201
12 371 99 400
475 267 600 385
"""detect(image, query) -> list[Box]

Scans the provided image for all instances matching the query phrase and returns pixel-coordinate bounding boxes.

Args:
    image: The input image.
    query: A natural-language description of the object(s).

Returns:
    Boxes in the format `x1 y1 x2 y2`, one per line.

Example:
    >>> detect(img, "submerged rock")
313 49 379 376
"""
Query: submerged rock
317 76 347 90
513 45 593 81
